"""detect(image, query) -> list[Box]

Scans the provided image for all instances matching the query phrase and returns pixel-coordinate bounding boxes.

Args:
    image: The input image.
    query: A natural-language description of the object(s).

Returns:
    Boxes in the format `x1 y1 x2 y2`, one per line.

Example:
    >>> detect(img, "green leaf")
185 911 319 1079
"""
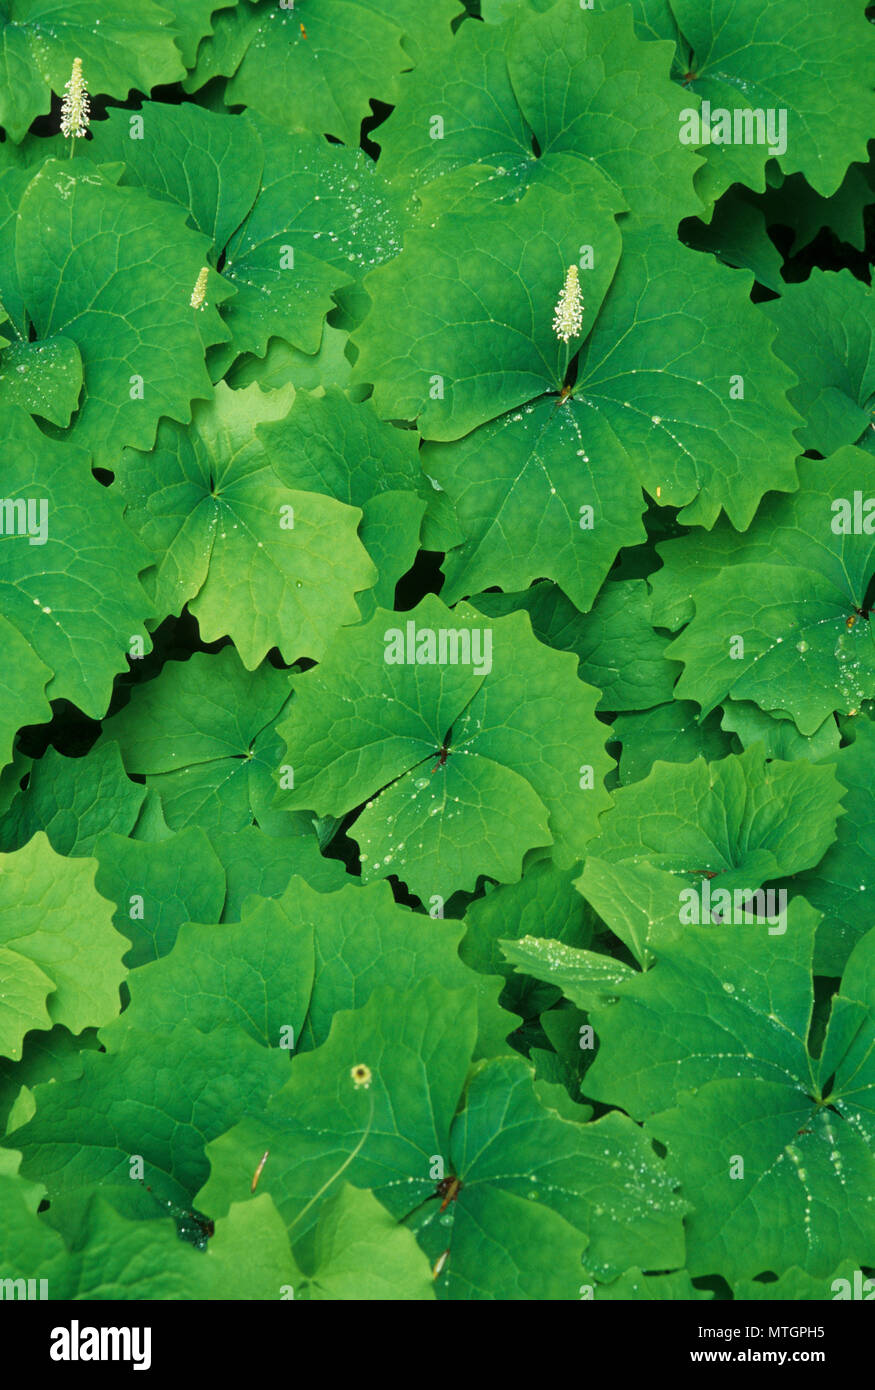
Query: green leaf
734 1262 864 1300
666 0 875 201
92 827 227 968
662 450 875 733
473 581 677 710
389 212 800 590
571 218 801 529
217 0 459 146
293 1184 435 1301
580 901 875 1280
764 271 875 456
0 833 127 1059
209 826 350 919
427 400 646 612
610 702 731 785
681 197 783 292
791 720 875 975
293 877 510 1060
0 2 185 143
84 101 264 255
0 334 82 426
378 2 702 222
100 647 299 836
8 1020 289 1232
0 405 152 720
587 745 844 895
460 858 592 1020
352 176 624 441
257 385 430 609
57 1195 296 1301
198 980 686 1295
0 616 50 776
277 594 612 897
0 1026 99 1136
720 701 840 764
116 382 376 666
502 934 637 1012
105 885 315 1051
0 743 146 857
6 161 232 465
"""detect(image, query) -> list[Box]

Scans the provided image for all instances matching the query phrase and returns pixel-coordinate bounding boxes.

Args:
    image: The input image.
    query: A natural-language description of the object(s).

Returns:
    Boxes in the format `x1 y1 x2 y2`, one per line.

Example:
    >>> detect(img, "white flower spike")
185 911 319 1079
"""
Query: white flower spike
60 58 90 139
190 267 209 311
552 264 584 344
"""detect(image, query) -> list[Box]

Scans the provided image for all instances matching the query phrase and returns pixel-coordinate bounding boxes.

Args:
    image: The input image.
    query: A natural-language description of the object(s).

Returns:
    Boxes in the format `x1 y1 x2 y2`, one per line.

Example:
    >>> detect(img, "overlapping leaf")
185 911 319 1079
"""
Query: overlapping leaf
657 450 875 733
116 382 376 665
277 594 612 898
198 980 686 1297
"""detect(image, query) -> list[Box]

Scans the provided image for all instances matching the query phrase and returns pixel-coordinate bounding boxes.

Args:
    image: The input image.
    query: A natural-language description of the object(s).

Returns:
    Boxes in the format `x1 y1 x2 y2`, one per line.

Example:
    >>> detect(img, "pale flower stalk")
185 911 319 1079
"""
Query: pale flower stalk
60 58 90 153
190 267 209 311
553 264 584 344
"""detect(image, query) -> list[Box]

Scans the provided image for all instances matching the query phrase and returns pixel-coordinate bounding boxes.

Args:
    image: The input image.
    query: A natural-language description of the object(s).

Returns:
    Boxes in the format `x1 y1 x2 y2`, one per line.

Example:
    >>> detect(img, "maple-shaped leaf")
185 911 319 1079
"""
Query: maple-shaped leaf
197 979 686 1296
115 382 376 666
0 162 232 465
754 164 875 258
586 745 843 896
213 118 406 362
103 885 315 1053
0 1 185 143
720 701 840 766
277 594 612 898
185 0 459 146
83 101 265 258
582 897 875 1281
658 450 875 733
763 271 875 457
378 1 703 222
0 405 153 721
0 833 128 1061
99 647 302 836
681 194 783 292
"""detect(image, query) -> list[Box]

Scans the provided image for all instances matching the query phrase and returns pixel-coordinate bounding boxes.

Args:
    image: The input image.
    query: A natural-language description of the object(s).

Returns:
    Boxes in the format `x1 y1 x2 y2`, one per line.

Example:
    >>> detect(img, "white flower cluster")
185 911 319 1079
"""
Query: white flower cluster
190 267 209 311
60 57 90 139
552 264 584 344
